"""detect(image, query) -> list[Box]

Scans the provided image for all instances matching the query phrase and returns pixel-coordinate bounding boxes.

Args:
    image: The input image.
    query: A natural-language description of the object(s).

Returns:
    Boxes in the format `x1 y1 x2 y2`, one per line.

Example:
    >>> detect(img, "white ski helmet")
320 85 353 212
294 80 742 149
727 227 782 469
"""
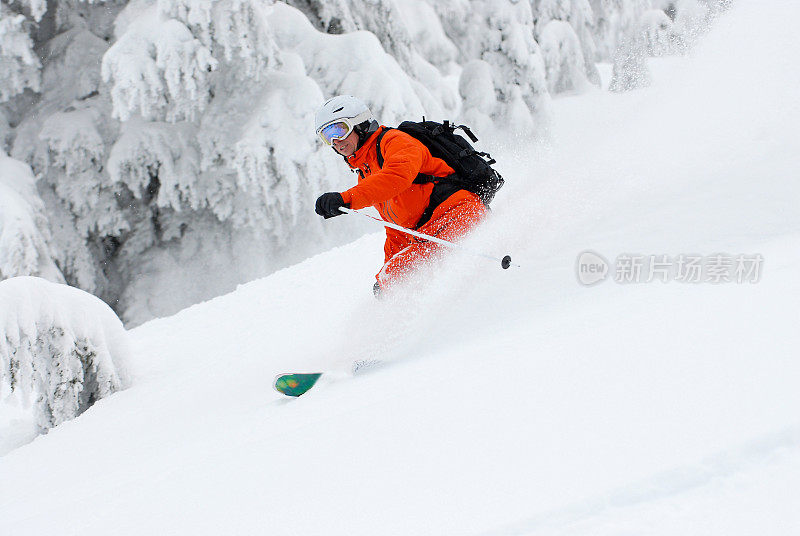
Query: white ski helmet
314 95 374 145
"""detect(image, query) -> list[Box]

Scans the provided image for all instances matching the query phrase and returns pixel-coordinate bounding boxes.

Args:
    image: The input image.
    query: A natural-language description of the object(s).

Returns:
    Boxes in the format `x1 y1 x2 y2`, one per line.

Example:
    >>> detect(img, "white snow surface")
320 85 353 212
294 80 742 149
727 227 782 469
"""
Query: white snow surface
2 1 799 534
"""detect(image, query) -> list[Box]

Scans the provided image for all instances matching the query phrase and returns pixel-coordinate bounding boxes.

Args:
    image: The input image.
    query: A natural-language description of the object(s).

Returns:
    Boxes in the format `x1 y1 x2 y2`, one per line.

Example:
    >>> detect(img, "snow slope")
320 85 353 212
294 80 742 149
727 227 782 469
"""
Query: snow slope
2 1 799 534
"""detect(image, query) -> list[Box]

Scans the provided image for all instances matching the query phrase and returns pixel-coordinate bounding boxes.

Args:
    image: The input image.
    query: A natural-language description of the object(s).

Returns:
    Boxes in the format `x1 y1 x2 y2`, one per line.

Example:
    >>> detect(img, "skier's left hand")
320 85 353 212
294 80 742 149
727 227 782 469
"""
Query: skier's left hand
315 192 348 218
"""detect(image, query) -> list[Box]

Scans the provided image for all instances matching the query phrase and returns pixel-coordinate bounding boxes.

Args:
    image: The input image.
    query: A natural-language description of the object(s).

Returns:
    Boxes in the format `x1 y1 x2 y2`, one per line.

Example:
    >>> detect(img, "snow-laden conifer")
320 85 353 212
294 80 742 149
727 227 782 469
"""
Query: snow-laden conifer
432 0 552 136
640 9 682 56
609 35 652 92
0 276 131 432
394 0 459 74
0 6 41 102
534 0 601 88
101 4 218 122
590 0 651 61
654 0 732 48
0 155 62 282
539 20 594 94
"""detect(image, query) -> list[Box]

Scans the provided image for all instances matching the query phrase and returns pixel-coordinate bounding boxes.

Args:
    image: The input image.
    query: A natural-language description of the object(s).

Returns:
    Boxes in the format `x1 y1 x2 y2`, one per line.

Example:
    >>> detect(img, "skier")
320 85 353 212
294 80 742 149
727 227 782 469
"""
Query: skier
313 95 487 294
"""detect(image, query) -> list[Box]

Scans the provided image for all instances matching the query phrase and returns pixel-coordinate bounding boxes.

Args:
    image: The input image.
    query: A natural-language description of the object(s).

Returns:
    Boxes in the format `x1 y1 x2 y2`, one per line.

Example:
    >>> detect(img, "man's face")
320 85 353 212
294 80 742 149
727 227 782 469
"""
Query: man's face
331 130 359 157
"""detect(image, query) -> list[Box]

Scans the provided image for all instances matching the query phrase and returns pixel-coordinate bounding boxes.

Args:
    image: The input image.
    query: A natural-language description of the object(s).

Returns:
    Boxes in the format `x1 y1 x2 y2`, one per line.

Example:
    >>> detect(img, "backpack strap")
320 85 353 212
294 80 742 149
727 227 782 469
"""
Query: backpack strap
373 128 441 183
374 127 392 168
373 126 465 229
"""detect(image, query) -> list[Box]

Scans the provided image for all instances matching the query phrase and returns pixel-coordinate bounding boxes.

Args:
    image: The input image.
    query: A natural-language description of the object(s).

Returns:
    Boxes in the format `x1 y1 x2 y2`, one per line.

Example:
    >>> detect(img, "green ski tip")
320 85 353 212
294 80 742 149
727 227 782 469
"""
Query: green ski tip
274 373 323 397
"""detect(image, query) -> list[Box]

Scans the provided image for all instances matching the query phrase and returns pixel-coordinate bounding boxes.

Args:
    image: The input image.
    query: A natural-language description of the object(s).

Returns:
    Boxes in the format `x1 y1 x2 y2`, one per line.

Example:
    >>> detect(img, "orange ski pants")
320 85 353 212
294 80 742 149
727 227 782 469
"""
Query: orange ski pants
376 190 486 289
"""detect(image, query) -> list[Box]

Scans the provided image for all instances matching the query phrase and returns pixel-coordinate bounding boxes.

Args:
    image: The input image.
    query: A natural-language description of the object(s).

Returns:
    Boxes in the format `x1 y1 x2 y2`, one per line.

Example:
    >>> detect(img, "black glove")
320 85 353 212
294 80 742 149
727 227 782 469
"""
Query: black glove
315 192 348 219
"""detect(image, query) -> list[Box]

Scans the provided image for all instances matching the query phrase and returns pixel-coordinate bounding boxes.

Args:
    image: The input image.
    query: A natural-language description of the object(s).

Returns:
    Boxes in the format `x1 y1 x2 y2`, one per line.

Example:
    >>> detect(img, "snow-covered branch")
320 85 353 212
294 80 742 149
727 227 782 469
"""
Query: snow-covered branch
102 5 217 122
0 277 131 432
0 154 61 282
0 7 41 102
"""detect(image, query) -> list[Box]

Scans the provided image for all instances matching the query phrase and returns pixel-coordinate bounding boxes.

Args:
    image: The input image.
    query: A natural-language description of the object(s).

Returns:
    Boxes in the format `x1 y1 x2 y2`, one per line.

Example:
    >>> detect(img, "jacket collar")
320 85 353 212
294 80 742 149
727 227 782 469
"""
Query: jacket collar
346 126 385 166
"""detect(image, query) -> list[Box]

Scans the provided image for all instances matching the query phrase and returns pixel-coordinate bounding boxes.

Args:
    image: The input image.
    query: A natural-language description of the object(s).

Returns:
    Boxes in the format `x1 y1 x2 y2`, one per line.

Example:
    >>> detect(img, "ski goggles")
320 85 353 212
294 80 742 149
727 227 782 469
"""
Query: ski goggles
317 120 355 145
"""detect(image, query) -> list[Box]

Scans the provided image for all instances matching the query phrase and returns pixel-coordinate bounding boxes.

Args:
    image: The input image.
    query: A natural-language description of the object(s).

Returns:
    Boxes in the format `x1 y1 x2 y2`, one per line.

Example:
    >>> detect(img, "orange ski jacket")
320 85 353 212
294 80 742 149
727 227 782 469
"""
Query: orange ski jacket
339 126 462 261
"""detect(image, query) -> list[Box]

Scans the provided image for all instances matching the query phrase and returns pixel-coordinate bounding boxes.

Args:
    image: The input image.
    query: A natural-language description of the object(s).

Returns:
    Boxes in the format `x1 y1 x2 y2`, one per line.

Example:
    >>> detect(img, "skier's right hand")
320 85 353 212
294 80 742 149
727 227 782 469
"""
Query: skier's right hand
315 192 348 219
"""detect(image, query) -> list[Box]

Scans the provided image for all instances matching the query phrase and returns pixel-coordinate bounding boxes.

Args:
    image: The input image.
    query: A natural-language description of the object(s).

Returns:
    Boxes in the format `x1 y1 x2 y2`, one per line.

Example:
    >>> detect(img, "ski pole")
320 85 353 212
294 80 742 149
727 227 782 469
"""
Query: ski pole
339 207 518 269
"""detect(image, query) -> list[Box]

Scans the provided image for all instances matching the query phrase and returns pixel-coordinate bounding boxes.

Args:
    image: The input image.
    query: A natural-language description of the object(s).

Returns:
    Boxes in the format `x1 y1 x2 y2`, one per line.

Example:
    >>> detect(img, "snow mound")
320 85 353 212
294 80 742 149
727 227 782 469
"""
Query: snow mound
0 277 131 451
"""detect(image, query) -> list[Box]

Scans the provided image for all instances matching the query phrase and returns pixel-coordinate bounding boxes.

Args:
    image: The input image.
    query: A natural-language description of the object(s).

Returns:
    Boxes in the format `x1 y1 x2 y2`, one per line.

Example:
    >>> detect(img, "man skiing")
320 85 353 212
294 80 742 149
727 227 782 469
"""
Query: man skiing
313 95 487 294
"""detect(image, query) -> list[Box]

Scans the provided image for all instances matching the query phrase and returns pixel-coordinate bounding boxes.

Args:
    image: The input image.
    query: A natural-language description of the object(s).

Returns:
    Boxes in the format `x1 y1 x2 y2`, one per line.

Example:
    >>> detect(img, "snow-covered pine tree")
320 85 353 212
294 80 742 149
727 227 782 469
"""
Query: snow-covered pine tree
394 0 459 75
7 0 129 308
282 0 359 34
609 34 651 92
640 8 682 57
539 20 593 94
0 276 131 433
0 1 43 103
11 29 121 307
533 0 601 90
283 0 459 119
0 154 62 282
431 0 553 138
651 0 732 49
264 3 438 125
589 0 651 61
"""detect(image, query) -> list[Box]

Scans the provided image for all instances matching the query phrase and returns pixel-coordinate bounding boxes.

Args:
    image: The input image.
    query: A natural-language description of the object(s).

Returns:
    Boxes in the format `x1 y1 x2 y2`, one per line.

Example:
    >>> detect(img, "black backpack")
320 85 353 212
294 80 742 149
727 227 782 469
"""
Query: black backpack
374 120 504 228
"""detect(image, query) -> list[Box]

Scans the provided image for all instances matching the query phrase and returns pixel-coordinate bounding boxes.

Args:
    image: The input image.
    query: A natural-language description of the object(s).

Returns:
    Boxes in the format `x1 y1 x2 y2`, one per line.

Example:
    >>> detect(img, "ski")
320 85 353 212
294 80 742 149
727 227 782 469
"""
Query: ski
273 360 384 397
273 372 323 397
